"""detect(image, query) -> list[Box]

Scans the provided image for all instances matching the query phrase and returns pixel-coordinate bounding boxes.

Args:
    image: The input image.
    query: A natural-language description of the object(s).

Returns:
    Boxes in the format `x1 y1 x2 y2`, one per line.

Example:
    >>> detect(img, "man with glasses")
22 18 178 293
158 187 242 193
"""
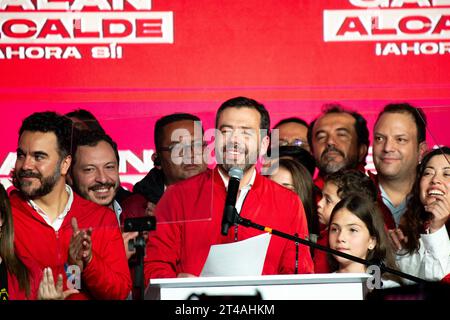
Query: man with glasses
272 117 310 152
127 113 208 217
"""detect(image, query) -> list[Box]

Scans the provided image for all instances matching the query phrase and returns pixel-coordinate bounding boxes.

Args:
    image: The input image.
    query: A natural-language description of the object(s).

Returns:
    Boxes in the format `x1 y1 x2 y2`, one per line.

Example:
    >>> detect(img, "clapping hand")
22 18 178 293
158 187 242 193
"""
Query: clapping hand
68 217 93 272
38 267 79 300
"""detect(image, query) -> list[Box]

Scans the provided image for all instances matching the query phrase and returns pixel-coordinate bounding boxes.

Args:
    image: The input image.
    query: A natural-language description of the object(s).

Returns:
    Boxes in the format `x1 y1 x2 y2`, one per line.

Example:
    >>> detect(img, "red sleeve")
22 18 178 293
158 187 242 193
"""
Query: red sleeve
7 259 42 300
144 186 183 283
120 193 149 224
81 211 132 300
279 196 314 274
313 230 331 273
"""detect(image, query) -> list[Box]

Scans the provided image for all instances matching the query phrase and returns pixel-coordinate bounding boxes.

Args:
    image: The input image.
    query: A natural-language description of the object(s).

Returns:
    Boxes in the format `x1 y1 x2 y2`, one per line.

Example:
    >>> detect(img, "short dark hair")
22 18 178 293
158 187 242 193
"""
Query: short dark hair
71 130 119 168
215 96 270 137
154 113 202 152
376 103 427 144
278 145 316 176
307 103 370 163
65 108 105 134
325 169 377 202
274 117 309 130
19 111 72 158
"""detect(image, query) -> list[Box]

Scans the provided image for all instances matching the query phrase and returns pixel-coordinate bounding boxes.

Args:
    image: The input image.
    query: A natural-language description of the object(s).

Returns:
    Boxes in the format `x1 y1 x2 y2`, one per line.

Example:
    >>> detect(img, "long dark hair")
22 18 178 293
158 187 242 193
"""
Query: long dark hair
277 158 319 235
401 147 450 254
328 194 401 282
0 184 30 297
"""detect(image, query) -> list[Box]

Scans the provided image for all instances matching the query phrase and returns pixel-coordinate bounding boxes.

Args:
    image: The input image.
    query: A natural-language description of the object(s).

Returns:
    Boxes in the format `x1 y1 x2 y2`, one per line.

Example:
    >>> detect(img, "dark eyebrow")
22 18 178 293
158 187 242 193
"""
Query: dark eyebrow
346 223 362 227
32 151 49 157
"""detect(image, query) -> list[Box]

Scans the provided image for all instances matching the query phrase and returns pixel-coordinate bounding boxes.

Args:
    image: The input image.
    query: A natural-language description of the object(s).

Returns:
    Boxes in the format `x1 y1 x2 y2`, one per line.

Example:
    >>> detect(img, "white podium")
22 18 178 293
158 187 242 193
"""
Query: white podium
146 273 371 300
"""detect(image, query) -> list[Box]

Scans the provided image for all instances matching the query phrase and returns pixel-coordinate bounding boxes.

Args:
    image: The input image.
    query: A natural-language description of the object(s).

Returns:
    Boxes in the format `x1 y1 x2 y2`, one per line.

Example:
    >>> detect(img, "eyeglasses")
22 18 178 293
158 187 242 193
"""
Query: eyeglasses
159 141 207 157
279 139 310 149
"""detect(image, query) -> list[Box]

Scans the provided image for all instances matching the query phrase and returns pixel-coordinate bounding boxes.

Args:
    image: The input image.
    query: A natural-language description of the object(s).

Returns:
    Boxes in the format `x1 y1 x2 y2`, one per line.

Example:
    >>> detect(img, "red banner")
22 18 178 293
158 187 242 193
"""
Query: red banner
1 0 450 189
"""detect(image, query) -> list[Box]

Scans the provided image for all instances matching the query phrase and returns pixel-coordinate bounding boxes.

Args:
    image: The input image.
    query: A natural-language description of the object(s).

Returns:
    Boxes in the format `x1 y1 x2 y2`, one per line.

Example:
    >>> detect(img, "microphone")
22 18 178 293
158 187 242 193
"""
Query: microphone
221 167 244 236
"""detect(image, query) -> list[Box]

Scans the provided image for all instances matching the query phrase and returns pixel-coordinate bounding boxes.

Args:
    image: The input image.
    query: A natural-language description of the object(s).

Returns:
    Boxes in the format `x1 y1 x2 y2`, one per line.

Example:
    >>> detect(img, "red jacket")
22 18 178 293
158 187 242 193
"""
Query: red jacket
144 167 314 282
313 228 331 273
10 190 131 300
6 259 41 300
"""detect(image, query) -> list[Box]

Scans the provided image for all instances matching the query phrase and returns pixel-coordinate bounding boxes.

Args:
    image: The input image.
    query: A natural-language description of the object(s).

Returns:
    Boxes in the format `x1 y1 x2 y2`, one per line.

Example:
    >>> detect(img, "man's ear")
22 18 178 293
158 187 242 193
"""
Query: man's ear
418 141 428 163
358 144 368 163
151 152 161 167
60 155 72 176
259 135 270 158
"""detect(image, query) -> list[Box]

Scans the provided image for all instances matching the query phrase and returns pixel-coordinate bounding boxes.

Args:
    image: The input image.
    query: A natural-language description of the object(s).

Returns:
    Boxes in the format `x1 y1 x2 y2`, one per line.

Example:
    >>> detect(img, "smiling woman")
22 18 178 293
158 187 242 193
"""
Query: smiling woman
396 146 450 281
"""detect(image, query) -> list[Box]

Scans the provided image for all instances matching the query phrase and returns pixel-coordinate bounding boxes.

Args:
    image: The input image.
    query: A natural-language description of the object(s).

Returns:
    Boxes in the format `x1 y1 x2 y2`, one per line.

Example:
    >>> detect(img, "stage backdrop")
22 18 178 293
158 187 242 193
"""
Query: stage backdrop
1 0 450 189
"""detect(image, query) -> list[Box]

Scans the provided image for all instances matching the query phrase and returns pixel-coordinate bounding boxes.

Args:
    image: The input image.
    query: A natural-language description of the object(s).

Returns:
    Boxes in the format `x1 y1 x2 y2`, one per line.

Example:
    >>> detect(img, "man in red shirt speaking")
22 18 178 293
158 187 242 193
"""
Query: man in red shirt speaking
144 97 314 283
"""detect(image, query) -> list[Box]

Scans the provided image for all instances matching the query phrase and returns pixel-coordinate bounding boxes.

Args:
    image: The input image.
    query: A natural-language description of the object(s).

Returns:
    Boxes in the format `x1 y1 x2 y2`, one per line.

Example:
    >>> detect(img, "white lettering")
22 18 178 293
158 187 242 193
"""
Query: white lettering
62 46 82 58
36 0 69 10
111 0 151 10
0 0 34 10
71 0 111 10
439 41 450 53
1 0 152 10
391 0 431 7
376 41 450 55
420 41 439 53
0 152 16 175
0 46 82 59
349 0 390 7
383 42 402 54
400 41 421 54
434 0 450 6
119 149 153 173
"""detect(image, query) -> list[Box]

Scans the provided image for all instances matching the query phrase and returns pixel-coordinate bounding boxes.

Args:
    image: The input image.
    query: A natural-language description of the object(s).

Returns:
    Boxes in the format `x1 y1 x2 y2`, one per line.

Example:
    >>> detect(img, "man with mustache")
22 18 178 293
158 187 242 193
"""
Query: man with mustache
9 112 131 299
371 103 428 235
69 130 122 220
144 96 314 281
69 130 144 264
307 104 370 190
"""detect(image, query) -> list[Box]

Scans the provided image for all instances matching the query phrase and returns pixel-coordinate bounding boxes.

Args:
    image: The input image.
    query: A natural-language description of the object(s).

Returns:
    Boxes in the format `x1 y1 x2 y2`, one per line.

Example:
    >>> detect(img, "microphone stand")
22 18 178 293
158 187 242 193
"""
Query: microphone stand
130 232 146 301
229 210 427 285
124 216 157 300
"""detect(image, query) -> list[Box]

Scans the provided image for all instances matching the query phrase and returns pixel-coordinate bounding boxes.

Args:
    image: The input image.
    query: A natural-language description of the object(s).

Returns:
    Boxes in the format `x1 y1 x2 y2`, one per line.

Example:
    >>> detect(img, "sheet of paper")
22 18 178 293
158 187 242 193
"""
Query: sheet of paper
200 233 272 277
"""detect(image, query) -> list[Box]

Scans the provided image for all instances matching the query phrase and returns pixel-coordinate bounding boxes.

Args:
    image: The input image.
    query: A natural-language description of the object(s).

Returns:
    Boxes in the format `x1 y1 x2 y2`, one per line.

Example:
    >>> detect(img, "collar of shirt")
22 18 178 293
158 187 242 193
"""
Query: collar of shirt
28 184 74 232
379 184 409 226
218 167 256 214
112 199 122 226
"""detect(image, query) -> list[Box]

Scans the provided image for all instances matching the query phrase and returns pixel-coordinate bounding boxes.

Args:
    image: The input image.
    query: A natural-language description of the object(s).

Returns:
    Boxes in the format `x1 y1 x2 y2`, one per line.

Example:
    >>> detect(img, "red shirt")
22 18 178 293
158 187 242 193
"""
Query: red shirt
144 167 314 282
313 228 331 273
10 190 131 300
